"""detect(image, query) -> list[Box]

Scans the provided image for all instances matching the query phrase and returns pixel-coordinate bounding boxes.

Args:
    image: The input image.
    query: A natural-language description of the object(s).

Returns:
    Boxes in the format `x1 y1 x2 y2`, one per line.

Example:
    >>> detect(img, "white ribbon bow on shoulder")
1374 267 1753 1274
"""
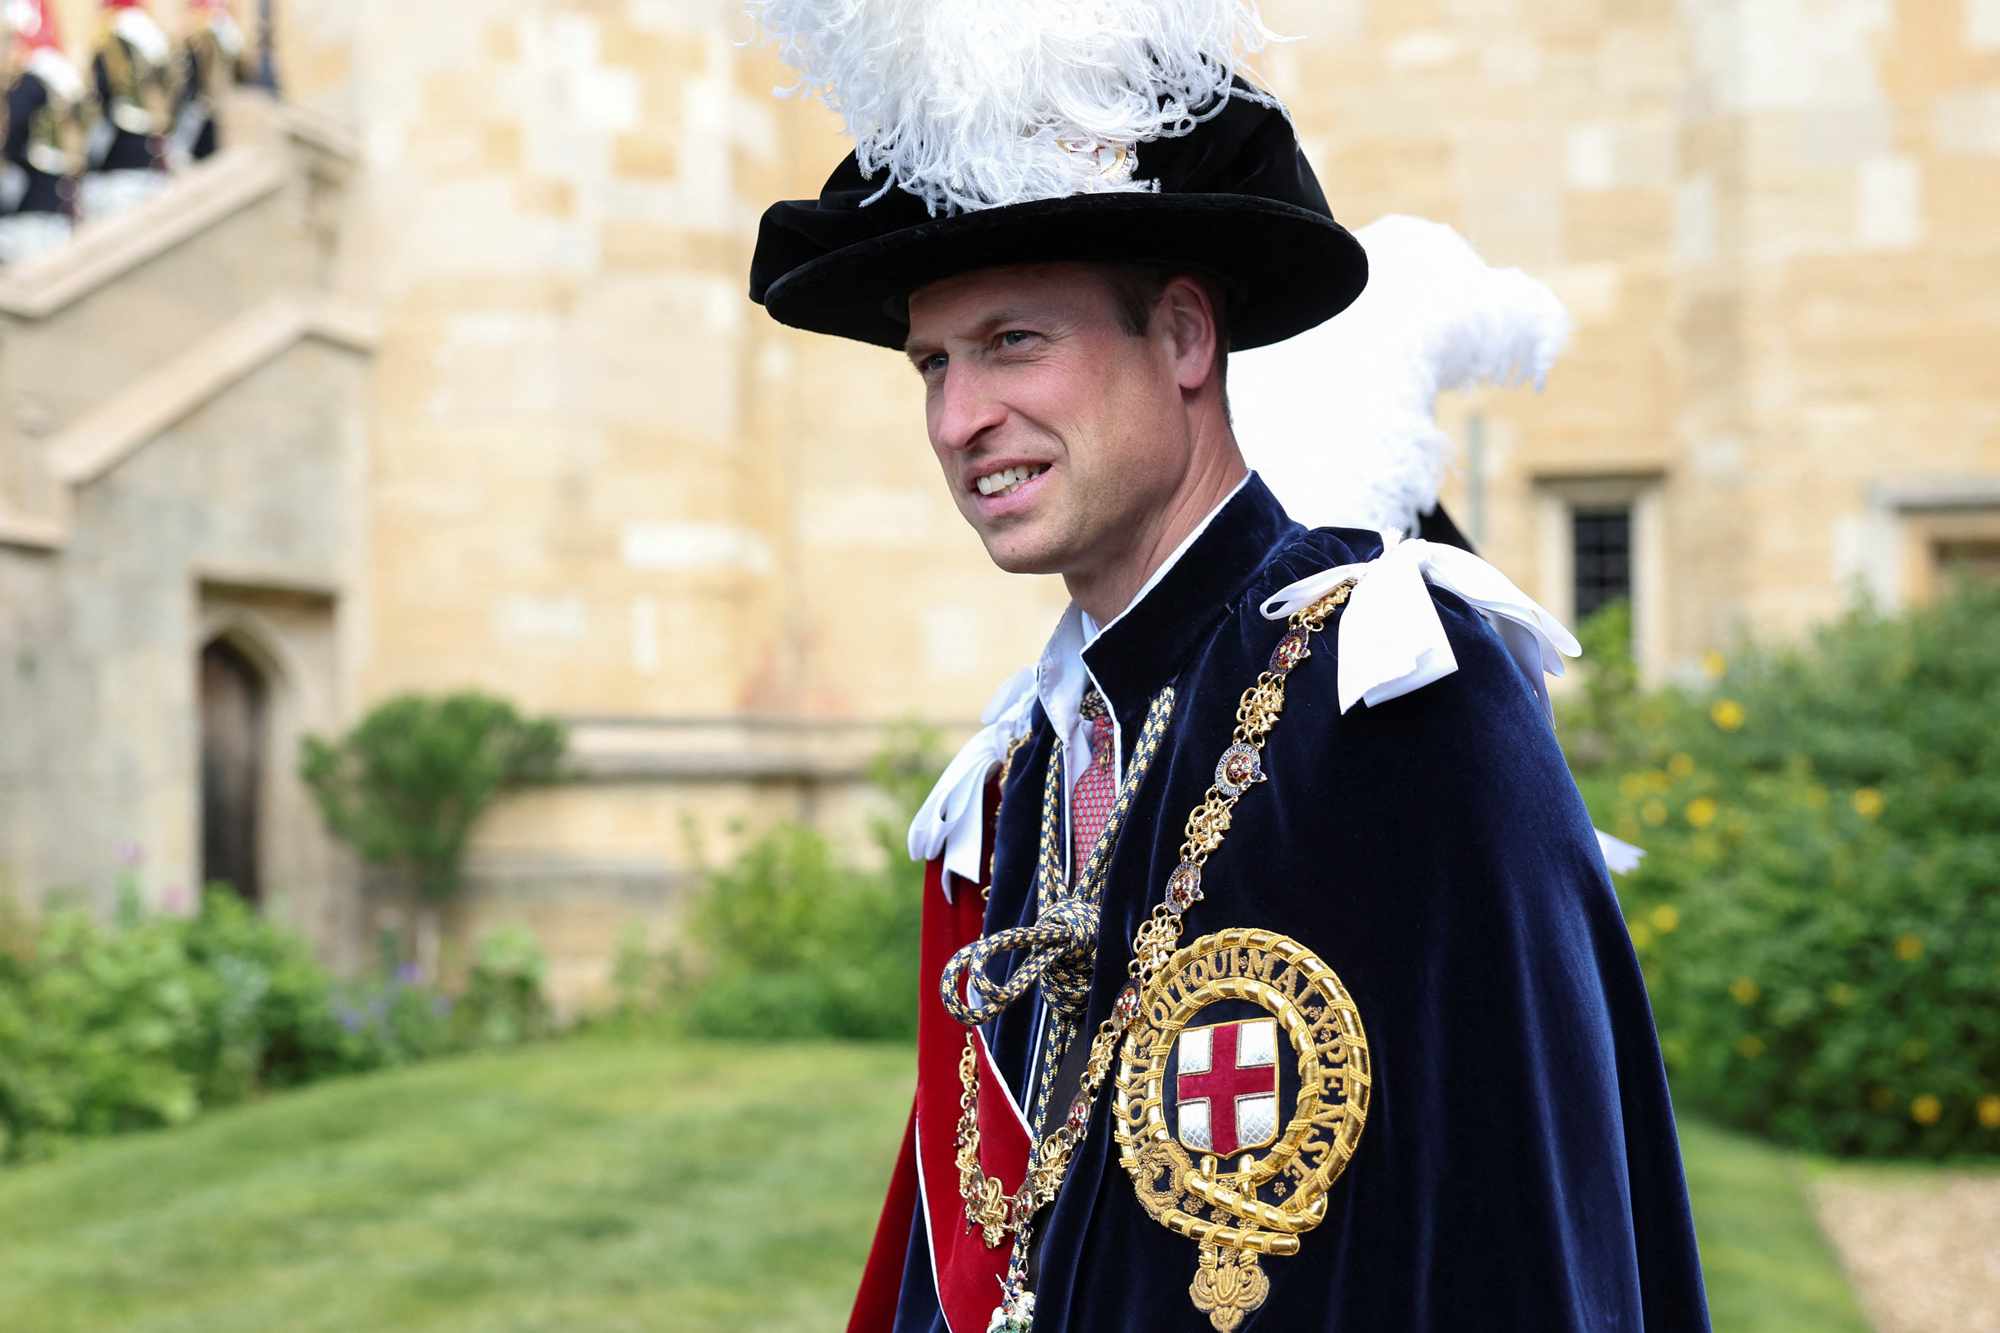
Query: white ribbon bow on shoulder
1261 537 1644 876
1259 534 1582 722
906 665 1038 900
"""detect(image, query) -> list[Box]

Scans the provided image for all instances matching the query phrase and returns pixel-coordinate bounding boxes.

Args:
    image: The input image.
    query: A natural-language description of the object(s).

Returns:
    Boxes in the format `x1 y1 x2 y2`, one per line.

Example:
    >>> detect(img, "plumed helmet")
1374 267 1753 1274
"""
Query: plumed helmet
6 0 61 49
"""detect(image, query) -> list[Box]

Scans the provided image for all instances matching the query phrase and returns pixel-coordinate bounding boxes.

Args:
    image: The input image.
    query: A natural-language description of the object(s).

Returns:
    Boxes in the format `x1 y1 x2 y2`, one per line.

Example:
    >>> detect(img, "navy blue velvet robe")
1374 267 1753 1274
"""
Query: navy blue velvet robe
890 475 1711 1331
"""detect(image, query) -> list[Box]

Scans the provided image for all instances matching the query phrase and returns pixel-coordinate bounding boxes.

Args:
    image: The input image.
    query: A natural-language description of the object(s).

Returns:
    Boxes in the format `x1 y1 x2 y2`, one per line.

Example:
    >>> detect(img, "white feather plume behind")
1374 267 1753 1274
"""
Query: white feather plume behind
744 0 1284 215
1231 215 1572 536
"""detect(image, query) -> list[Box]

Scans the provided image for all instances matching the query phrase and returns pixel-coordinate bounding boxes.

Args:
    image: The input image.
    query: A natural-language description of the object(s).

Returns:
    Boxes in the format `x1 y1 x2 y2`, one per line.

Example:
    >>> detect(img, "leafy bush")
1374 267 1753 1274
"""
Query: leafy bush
671 728 938 1042
0 904 204 1158
454 925 555 1047
681 824 923 1041
1568 581 2000 1158
0 885 558 1164
301 693 566 903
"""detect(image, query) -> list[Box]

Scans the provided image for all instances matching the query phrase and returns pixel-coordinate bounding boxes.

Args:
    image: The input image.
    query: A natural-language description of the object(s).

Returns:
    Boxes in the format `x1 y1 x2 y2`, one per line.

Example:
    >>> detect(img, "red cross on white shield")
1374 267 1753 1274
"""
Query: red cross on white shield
1174 1017 1280 1159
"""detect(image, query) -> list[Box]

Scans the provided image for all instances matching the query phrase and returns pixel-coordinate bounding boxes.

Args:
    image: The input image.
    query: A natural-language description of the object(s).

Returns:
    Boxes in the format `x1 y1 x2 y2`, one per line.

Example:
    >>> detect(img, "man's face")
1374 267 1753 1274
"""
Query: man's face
904 263 1191 581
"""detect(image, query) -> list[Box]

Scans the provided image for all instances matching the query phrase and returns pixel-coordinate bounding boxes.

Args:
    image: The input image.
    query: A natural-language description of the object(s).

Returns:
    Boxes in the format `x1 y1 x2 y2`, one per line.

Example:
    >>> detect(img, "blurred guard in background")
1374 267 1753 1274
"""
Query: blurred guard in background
0 0 85 263
745 2 1712 1331
172 0 244 165
82 0 172 219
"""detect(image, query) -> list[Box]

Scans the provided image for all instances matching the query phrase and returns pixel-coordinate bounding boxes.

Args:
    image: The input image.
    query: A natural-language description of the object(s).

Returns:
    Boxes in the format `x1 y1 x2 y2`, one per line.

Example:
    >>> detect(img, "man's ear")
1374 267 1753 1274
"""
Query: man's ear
1157 275 1223 394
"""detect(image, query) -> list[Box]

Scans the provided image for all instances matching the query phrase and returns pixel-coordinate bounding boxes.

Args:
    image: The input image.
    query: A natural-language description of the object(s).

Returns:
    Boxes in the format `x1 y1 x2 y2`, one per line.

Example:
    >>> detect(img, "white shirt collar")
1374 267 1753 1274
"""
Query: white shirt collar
1033 471 1251 788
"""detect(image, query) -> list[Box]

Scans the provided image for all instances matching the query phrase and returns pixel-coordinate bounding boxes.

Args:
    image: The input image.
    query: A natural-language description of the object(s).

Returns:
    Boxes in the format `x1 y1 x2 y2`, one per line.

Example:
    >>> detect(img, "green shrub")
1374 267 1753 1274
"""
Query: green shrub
179 890 362 1099
0 885 560 1164
1569 580 2000 1158
453 925 555 1047
0 906 203 1159
674 728 937 1042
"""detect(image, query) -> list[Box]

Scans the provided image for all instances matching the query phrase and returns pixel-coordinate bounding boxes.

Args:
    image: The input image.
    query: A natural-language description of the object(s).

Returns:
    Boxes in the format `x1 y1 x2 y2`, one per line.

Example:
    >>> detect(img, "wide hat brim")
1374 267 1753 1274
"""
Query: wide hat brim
750 91 1368 352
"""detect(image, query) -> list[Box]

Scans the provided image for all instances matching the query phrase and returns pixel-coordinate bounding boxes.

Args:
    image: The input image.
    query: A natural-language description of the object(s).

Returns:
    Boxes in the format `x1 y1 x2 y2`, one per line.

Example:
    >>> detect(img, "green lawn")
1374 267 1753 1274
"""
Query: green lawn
1678 1119 1872 1333
0 1036 1870 1331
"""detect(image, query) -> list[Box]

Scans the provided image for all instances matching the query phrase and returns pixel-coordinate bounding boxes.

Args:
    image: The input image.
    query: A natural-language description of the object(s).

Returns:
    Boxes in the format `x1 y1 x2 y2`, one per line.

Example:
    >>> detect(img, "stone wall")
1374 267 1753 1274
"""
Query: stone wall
24 0 1979 1009
0 102 370 950
0 333 371 936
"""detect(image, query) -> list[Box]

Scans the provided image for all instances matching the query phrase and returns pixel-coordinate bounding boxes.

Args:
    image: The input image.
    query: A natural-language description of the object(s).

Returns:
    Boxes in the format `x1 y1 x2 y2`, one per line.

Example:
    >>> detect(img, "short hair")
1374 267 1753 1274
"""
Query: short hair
1099 264 1232 396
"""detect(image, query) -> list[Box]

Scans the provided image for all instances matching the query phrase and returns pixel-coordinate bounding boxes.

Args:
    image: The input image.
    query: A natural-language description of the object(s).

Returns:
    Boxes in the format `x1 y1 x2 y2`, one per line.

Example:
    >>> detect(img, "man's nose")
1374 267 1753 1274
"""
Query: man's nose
931 362 1005 453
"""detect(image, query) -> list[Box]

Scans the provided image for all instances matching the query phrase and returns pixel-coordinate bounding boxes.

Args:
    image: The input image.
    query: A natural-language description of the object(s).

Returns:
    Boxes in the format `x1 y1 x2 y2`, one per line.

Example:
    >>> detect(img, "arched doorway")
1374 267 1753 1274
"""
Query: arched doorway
200 636 268 904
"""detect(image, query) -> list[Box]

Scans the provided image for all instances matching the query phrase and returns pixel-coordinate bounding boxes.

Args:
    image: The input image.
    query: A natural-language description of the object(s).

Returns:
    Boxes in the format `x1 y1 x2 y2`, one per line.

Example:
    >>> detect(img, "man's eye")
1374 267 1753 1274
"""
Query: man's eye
998 330 1038 349
919 353 948 375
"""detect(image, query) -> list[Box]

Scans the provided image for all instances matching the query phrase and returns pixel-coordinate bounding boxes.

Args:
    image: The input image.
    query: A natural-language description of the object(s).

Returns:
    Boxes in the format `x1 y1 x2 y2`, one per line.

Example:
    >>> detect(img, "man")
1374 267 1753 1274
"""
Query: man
0 0 86 264
746 5 1710 1330
171 0 246 165
82 0 173 219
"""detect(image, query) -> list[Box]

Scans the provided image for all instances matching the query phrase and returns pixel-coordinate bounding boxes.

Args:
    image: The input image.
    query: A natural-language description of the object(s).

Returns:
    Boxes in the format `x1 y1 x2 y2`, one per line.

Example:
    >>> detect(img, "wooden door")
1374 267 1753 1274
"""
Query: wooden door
199 638 267 904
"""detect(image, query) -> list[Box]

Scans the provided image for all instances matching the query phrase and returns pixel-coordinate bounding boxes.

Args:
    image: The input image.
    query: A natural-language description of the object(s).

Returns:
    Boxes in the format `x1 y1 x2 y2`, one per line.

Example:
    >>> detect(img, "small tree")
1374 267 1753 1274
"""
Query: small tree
301 693 565 970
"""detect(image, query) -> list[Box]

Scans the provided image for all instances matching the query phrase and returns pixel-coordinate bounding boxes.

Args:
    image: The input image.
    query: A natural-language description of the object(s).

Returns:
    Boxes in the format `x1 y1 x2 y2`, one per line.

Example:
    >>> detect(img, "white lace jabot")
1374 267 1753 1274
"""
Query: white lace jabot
906 666 1038 900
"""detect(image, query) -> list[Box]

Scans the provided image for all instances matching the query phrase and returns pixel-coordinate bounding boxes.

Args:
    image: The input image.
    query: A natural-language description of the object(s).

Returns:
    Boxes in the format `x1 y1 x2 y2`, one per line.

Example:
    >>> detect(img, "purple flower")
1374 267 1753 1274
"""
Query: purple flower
118 841 144 867
337 1006 363 1034
162 884 191 914
395 962 423 986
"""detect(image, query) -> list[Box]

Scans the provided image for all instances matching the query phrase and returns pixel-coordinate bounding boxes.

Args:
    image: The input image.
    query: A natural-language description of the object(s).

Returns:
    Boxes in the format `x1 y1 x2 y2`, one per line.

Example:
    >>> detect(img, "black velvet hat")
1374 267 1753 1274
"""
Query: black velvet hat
749 85 1368 352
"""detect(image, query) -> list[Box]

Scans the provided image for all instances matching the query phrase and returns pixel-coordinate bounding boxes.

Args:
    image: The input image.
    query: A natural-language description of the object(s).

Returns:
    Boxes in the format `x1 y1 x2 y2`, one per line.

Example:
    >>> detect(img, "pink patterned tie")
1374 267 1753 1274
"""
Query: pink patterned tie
1070 690 1116 879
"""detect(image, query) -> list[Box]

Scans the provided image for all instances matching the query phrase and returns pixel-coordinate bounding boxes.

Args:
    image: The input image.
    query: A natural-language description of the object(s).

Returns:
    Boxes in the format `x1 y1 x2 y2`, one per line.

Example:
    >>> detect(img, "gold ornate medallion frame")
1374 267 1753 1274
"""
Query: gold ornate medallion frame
1114 927 1371 1330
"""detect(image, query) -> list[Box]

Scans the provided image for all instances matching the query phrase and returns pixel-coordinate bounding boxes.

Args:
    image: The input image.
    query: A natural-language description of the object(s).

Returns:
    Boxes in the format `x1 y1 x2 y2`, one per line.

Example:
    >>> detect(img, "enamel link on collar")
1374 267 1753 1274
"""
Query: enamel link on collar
956 579 1356 1329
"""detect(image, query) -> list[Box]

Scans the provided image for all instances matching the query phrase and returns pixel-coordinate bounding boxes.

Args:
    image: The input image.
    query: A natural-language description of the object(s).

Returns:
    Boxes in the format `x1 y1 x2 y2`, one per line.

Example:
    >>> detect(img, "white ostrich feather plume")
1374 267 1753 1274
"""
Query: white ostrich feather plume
744 0 1285 215
1232 215 1572 537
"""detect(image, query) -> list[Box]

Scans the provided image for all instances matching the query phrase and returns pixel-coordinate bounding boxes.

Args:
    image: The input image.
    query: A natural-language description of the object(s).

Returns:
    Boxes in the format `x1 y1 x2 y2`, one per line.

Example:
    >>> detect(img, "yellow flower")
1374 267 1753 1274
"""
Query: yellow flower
1710 699 1745 731
1642 799 1668 827
1911 1094 1942 1126
1702 650 1727 680
1826 982 1856 1007
1736 1035 1765 1059
1895 933 1924 962
1978 1095 2000 1130
1629 922 1655 951
1729 976 1760 1005
1619 773 1649 800
1685 797 1718 829
1649 904 1680 934
1852 788 1885 819
1668 753 1695 779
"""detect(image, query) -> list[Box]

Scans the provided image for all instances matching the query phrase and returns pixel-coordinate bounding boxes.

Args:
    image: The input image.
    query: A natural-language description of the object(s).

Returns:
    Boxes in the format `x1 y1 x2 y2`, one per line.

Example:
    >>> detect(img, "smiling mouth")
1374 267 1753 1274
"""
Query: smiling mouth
973 464 1050 498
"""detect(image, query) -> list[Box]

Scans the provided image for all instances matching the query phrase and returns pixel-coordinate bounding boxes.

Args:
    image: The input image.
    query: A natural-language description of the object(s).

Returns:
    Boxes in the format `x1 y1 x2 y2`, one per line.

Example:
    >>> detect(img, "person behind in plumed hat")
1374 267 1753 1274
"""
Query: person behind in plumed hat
170 0 245 166
81 0 173 220
0 0 86 264
742 4 1714 1332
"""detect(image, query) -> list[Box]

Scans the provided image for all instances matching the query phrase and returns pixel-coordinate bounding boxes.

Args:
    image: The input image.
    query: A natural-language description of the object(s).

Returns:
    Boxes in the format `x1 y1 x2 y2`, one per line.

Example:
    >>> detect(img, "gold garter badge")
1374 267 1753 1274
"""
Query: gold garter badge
1113 927 1370 1331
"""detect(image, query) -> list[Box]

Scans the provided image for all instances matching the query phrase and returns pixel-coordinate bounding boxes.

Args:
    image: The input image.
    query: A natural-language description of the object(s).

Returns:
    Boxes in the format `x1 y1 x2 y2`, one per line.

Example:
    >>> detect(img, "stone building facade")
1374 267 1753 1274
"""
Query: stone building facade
2 1 1995 1008
0 90 373 961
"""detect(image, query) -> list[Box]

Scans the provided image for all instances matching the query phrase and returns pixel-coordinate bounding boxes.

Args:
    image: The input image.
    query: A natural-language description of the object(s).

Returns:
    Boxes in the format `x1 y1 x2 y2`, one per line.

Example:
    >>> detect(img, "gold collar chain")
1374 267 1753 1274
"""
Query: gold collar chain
954 579 1358 1332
